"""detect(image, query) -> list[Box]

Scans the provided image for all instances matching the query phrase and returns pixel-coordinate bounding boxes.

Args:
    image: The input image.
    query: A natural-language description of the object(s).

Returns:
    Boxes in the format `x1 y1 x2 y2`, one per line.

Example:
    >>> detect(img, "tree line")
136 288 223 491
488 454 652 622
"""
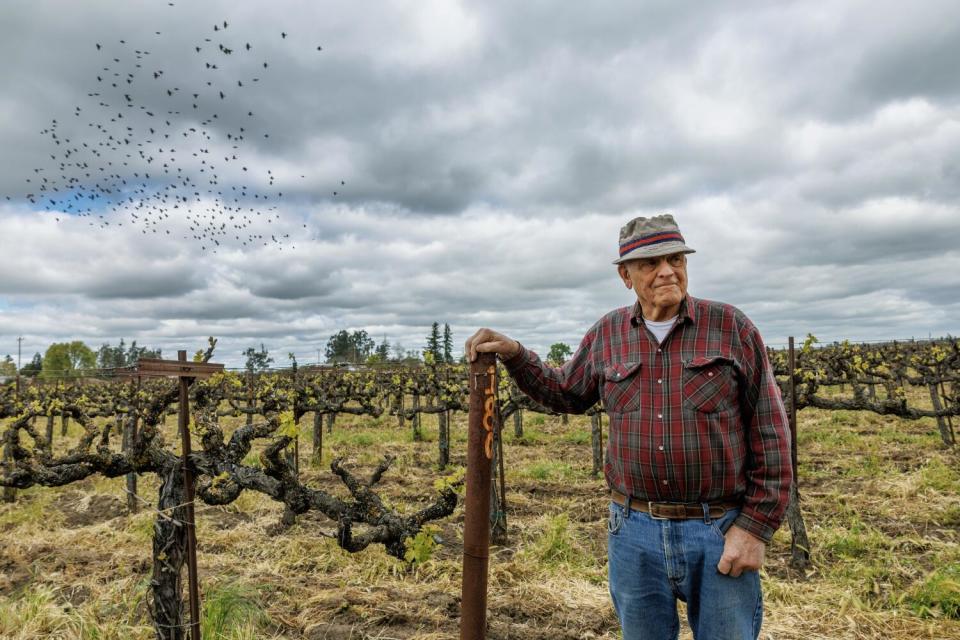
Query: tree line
2 338 160 379
324 322 459 365
2 328 578 380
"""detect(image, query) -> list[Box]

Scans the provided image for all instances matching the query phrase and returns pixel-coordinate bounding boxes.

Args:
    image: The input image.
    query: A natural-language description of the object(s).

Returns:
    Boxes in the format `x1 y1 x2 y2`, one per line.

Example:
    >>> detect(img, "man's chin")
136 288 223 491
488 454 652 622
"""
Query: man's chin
654 292 683 307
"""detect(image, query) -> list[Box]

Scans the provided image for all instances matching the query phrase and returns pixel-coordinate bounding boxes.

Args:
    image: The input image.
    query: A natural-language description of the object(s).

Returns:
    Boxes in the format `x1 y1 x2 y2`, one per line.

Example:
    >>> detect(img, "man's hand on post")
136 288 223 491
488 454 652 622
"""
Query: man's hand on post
716 524 766 578
465 328 521 363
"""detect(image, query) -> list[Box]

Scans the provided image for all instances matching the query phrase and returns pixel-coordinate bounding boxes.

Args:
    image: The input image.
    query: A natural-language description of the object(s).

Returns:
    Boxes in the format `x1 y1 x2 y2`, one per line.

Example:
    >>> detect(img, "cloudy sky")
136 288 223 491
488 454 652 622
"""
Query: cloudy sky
1 0 959 369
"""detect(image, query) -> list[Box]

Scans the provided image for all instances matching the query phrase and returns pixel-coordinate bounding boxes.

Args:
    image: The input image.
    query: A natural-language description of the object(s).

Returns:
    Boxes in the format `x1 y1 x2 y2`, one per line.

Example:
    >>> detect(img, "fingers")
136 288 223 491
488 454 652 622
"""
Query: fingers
717 524 765 577
464 328 518 362
717 553 747 577
717 550 759 578
465 328 494 362
716 554 734 577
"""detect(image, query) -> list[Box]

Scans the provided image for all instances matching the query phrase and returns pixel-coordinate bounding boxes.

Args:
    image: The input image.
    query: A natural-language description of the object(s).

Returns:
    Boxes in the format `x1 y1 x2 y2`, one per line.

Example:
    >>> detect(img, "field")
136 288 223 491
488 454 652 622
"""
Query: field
1 405 959 639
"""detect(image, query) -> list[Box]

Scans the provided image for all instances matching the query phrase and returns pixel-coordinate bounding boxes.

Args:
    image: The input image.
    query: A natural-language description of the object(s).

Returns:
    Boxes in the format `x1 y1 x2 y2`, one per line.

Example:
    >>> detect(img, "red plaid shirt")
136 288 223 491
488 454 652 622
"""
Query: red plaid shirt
503 295 792 542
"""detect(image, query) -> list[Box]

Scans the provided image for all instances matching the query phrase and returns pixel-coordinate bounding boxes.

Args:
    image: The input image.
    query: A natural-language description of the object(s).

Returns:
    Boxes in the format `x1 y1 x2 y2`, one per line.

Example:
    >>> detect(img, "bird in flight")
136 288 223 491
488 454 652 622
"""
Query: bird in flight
5 9 336 254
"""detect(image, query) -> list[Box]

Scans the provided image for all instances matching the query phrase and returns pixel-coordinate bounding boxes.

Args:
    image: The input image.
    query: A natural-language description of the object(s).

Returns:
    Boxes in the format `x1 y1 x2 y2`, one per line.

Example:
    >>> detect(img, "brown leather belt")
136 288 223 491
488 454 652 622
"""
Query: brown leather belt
610 490 740 520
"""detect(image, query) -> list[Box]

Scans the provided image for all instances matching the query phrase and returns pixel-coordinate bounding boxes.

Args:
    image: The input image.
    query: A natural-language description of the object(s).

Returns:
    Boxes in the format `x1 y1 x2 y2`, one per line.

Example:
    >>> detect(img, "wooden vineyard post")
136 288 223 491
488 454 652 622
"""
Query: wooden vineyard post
137 352 225 640
312 411 323 465
124 375 141 514
177 352 202 640
590 411 602 477
438 410 450 470
326 412 335 434
929 383 955 447
412 391 422 441
788 338 798 491
785 337 811 569
2 435 14 503
489 404 508 546
461 353 497 640
939 380 956 445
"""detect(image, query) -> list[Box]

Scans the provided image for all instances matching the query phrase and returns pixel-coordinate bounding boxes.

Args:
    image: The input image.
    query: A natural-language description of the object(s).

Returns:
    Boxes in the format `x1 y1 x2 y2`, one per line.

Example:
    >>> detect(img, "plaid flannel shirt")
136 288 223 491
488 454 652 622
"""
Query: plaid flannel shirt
502 295 792 542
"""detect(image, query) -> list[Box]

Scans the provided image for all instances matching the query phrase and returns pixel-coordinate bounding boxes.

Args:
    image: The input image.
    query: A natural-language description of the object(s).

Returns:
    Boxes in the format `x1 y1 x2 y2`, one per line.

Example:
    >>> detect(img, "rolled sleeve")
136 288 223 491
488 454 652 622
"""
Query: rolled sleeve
734 319 793 542
501 328 600 414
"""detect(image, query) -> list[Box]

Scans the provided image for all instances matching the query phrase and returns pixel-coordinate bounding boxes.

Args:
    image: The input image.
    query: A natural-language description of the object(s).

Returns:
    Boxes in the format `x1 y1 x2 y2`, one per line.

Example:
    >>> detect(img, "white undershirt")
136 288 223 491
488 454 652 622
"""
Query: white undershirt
644 315 678 344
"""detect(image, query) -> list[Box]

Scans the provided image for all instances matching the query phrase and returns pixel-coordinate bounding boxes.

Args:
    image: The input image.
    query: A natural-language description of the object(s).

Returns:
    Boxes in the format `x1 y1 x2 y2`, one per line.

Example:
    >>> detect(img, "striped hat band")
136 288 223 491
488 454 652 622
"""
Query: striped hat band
618 231 685 257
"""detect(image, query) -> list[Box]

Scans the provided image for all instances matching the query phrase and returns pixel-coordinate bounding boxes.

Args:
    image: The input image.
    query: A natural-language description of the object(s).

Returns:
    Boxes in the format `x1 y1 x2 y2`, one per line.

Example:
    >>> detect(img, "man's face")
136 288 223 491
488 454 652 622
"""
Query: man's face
617 252 688 313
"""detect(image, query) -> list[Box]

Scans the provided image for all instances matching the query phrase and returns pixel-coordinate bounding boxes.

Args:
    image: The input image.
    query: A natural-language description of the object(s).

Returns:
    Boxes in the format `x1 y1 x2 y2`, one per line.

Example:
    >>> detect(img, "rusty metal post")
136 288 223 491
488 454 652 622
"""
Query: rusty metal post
177 351 202 640
461 353 496 640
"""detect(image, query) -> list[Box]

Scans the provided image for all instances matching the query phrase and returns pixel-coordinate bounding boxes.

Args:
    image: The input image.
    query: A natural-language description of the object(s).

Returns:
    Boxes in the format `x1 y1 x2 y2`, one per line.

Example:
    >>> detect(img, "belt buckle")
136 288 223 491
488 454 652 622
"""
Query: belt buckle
647 501 668 520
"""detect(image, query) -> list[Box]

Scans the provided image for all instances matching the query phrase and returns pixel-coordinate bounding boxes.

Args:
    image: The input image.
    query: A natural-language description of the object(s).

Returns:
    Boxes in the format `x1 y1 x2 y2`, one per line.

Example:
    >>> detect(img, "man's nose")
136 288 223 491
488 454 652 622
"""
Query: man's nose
655 259 676 278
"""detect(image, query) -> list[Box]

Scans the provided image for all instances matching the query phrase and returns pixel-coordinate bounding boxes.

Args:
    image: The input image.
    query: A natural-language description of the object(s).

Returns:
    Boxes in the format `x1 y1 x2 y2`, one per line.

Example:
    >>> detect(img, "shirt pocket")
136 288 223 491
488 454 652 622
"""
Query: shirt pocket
683 356 736 414
603 361 642 413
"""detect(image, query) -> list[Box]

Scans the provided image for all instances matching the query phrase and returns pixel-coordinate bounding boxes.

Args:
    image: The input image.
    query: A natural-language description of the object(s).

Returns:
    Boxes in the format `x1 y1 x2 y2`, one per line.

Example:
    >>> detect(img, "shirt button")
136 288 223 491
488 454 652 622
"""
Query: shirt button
661 479 668 485
708 372 714 377
657 378 662 384
658 445 664 451
657 413 663 419
657 348 661 352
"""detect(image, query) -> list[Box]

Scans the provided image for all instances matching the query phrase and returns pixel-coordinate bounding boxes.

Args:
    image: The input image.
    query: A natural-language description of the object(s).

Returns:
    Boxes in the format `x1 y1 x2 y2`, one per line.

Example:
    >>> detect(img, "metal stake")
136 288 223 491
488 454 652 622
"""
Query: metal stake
461 353 496 640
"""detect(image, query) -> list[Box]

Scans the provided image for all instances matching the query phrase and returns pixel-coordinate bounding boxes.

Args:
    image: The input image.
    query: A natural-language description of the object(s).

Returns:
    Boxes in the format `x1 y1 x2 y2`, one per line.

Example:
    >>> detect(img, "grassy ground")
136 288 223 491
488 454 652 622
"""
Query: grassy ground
1 404 958 639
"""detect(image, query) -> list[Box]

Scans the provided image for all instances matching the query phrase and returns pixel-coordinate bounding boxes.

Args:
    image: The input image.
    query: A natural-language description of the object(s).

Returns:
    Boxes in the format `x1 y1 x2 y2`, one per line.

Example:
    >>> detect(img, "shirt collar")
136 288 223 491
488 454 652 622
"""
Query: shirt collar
630 295 697 327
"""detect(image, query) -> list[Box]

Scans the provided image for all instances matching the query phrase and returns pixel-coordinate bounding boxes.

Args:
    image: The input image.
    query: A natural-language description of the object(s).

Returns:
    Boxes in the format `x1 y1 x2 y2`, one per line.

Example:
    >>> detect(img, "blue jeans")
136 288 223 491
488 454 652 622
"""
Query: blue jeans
607 501 762 640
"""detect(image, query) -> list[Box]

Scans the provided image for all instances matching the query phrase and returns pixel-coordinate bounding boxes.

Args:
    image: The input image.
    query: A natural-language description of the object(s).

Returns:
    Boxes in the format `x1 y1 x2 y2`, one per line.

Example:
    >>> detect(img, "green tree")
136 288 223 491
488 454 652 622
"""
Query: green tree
1 355 16 377
243 344 273 374
325 330 375 364
97 338 127 369
126 340 160 364
546 342 573 367
424 322 441 362
20 352 42 377
442 323 453 363
97 339 160 370
42 341 96 379
368 336 391 364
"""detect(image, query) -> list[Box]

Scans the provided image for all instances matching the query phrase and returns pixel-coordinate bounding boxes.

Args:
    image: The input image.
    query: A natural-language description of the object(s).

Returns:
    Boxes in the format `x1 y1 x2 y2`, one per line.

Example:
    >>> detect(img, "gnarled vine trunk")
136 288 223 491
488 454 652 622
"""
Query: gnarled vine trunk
151 464 189 640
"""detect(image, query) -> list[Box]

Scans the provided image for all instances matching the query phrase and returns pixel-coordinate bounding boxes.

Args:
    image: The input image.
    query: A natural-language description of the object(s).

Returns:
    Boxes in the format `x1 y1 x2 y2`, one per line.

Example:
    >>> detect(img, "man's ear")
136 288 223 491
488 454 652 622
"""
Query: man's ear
617 264 632 289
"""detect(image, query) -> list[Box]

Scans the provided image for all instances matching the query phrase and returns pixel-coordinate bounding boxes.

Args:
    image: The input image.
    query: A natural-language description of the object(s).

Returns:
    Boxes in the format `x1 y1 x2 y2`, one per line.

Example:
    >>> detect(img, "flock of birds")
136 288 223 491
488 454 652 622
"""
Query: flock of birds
5 5 344 253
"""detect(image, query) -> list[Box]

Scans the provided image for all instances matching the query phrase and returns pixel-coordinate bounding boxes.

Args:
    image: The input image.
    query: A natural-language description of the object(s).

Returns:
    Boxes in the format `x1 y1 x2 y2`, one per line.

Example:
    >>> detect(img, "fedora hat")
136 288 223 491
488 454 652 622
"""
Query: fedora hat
613 213 696 264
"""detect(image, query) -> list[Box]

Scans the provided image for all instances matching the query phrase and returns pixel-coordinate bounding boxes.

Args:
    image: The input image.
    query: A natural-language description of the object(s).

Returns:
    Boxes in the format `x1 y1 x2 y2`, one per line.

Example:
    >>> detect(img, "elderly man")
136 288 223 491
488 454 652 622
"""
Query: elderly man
465 214 791 640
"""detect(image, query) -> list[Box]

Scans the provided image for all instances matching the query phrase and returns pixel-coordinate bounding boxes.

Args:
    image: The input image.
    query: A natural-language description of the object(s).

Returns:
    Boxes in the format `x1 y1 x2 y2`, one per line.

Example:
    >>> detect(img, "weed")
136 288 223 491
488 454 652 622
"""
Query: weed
527 514 578 566
521 461 576 481
510 426 547 446
820 518 890 560
561 428 591 445
201 582 267 640
918 457 959 493
905 563 960 619
527 414 546 427
0 488 62 529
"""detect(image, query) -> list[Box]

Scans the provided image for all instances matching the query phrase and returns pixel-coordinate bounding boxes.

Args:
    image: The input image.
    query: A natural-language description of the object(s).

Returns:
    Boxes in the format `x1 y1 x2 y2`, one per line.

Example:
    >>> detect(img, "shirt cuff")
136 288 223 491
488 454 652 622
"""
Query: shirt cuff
499 342 528 369
733 509 778 543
